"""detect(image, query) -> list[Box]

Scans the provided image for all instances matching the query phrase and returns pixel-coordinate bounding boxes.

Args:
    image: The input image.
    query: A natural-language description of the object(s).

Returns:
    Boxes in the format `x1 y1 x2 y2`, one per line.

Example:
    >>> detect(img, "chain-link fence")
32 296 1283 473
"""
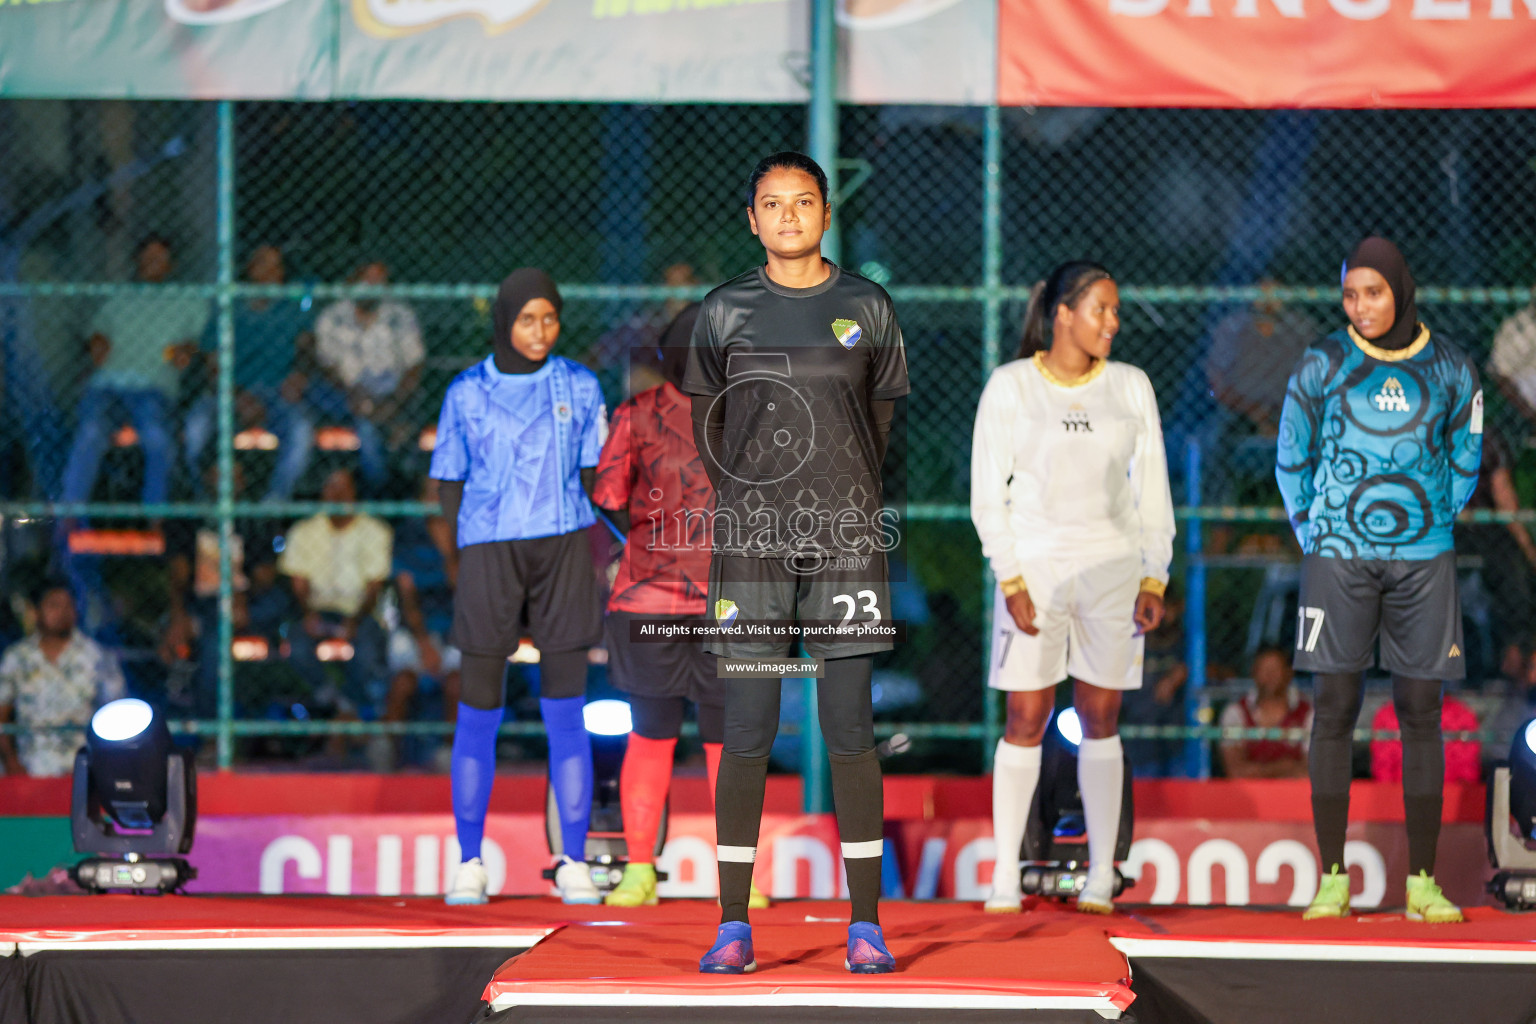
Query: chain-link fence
3 100 1535 775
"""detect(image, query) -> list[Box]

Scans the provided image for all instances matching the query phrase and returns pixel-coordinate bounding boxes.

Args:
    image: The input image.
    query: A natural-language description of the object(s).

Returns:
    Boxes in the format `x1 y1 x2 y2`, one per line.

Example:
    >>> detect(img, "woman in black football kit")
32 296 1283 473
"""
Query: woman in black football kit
687 152 908 976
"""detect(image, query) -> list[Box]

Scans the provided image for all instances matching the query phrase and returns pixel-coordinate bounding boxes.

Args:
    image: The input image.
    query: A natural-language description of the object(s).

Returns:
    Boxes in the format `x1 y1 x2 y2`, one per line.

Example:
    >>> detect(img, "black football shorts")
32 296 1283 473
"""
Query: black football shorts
705 551 895 659
604 610 721 705
1294 552 1464 679
450 530 602 658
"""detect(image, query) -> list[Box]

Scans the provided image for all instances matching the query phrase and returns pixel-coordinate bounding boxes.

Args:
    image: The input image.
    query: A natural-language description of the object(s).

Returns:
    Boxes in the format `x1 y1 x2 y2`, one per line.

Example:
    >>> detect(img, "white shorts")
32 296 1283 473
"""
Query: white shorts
987 553 1144 692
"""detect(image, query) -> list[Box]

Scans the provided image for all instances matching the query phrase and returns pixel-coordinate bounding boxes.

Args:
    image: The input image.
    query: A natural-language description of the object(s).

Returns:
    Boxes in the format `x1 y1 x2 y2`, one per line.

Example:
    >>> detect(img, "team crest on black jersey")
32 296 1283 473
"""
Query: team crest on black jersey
1063 404 1093 432
831 318 862 349
1373 376 1410 413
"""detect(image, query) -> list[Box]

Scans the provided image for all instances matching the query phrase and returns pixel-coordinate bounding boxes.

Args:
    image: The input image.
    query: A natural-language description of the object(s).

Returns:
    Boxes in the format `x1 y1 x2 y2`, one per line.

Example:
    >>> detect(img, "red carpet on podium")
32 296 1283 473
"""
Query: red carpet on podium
3 895 1536 1023
481 900 1134 1018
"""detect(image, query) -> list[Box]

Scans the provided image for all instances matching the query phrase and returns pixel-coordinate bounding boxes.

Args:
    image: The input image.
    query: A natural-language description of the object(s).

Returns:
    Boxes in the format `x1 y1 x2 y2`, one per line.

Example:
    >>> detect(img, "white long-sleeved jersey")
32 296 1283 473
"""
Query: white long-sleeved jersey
970 354 1175 586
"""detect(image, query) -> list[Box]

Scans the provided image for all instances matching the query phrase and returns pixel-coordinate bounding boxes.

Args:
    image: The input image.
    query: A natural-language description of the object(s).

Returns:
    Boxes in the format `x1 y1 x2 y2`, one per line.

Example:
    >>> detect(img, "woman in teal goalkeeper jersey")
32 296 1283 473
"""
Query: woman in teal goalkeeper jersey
1276 237 1480 924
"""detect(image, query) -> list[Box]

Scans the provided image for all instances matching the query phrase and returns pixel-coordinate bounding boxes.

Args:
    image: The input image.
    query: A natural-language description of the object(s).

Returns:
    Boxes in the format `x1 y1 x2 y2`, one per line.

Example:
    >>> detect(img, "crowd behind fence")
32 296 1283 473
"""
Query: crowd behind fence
2 100 1536 775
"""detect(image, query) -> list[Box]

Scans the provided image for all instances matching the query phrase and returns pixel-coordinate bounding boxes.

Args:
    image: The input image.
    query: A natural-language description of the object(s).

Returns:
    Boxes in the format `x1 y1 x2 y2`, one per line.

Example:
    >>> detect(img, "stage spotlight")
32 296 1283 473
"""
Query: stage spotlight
1019 708 1134 902
70 698 196 894
583 699 633 737
1486 716 1536 910
544 697 667 894
1056 707 1083 747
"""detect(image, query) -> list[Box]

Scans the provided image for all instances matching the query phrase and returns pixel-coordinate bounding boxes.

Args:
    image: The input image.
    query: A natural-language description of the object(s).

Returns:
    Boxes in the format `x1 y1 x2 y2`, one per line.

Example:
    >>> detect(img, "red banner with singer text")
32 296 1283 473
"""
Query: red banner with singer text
999 0 1536 109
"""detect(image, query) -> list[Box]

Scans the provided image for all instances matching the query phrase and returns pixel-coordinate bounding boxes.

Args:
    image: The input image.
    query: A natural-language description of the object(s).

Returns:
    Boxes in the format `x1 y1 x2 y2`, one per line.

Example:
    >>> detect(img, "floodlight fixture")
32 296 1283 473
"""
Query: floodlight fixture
70 699 196 894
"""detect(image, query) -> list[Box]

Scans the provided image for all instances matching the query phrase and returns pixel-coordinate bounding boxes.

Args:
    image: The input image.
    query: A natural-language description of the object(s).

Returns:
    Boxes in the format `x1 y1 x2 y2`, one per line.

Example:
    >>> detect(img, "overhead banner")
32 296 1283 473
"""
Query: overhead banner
998 0 1536 109
0 0 994 104
0 0 334 99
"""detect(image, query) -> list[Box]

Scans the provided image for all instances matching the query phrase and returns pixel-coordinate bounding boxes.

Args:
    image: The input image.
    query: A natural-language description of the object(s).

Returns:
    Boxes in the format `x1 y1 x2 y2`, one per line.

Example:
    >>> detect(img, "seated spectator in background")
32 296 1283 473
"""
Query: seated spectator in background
280 468 392 718
1219 646 1312 779
1487 286 1536 425
311 261 424 491
1455 424 1536 677
382 476 461 769
162 464 291 719
184 244 315 501
61 234 208 508
1199 280 1319 502
0 580 125 776
1371 690 1481 784
1120 586 1188 777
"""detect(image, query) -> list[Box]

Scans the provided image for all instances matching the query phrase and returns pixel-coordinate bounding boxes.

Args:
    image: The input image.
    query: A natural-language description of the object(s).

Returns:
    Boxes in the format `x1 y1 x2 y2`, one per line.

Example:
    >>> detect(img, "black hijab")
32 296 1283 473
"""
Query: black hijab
492 267 563 374
657 302 701 390
1343 237 1420 351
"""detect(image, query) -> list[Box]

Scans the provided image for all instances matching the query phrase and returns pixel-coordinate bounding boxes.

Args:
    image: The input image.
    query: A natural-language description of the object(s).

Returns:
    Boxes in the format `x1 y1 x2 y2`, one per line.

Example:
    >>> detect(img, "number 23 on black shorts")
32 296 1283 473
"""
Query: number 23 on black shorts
705 552 894 660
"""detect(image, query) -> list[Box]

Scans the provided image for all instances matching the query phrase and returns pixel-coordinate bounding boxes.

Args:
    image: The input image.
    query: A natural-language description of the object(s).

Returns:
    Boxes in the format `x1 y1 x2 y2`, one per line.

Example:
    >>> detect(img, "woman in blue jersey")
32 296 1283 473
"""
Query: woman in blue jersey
1277 237 1480 923
431 268 607 906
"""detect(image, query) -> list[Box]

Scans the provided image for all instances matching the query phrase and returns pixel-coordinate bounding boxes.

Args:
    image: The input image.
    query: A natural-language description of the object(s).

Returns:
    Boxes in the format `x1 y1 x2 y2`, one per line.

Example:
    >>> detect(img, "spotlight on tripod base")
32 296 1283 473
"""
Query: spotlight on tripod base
70 699 197 895
1016 709 1135 903
1485 720 1536 910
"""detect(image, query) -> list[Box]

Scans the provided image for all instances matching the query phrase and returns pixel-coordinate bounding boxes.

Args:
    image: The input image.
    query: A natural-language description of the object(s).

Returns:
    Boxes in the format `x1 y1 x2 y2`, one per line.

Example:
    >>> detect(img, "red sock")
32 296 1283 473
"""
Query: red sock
621 734 676 865
704 742 722 809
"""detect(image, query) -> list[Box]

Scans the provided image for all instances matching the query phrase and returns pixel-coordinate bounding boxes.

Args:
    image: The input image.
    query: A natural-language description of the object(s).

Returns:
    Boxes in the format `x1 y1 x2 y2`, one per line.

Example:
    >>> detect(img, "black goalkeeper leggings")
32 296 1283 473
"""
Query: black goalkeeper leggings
1310 671 1444 876
723 656 875 759
715 655 883 925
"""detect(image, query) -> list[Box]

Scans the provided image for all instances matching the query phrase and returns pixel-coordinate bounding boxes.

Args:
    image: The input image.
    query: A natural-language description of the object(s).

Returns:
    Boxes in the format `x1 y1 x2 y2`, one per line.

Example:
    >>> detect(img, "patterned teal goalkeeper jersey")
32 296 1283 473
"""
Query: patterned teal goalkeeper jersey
1276 325 1482 560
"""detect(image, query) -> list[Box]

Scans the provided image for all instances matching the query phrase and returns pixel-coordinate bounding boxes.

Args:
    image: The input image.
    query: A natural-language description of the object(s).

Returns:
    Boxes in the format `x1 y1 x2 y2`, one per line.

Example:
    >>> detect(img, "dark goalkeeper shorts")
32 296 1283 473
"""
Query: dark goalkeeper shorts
705 551 895 660
450 531 602 658
604 610 721 705
1294 552 1464 680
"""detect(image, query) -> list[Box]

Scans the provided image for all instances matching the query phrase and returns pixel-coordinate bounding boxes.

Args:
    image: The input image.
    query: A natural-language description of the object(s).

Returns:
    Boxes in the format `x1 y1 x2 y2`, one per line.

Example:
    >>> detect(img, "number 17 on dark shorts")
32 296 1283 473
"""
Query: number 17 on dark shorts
705 552 894 660
1294 552 1464 680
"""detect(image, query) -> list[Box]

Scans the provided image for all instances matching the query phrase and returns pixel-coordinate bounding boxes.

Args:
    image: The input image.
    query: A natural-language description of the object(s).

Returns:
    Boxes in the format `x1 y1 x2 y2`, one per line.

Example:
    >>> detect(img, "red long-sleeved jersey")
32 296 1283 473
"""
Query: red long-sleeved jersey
592 381 713 615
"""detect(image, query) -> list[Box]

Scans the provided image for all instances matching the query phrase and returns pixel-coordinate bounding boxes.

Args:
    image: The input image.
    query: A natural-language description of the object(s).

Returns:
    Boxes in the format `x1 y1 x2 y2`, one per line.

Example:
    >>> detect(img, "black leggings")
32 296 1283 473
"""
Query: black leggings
715 654 882 925
1310 671 1444 875
459 649 588 710
629 693 725 745
724 655 874 758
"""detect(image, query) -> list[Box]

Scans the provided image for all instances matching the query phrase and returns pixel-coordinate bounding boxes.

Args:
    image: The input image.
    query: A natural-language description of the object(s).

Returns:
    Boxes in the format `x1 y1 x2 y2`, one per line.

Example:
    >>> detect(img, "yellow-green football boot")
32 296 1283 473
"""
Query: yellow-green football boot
604 863 658 907
1406 872 1463 923
748 881 770 909
1303 865 1351 920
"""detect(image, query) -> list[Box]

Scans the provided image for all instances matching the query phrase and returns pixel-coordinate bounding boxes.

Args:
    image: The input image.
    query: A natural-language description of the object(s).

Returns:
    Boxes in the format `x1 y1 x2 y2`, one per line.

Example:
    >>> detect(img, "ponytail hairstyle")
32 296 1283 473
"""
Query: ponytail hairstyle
1016 260 1114 360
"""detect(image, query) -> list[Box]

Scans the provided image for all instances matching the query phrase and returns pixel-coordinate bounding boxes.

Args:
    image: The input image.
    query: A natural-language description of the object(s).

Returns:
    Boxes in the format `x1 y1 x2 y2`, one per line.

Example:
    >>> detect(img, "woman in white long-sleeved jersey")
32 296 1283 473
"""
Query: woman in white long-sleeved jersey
970 260 1175 915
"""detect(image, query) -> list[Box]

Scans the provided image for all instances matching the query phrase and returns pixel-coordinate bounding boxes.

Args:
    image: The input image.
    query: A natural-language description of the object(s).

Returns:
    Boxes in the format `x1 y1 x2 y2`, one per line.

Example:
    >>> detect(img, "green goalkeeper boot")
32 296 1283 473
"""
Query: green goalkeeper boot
1303 865 1351 920
1406 872 1463 923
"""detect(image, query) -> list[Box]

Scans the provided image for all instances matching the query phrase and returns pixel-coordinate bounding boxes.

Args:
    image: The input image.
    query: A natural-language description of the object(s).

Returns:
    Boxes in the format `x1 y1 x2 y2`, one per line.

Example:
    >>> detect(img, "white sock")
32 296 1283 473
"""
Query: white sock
1077 735 1124 877
991 739 1042 895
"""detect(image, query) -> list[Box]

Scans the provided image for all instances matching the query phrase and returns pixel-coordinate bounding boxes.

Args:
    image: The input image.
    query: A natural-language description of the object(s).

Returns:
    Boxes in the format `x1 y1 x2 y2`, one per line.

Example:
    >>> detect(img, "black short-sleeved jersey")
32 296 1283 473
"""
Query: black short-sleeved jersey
682 263 909 559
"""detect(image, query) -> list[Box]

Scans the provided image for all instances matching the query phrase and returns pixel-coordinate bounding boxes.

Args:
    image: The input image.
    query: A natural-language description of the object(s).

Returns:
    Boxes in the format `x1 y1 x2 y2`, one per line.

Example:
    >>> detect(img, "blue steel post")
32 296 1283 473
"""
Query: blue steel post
215 101 236 770
1183 440 1210 779
801 0 838 815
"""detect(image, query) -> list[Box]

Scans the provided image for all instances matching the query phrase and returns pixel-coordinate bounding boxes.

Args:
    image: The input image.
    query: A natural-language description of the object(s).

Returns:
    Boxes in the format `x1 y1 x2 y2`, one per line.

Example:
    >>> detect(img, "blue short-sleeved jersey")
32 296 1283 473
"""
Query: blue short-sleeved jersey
429 355 607 546
1276 326 1482 560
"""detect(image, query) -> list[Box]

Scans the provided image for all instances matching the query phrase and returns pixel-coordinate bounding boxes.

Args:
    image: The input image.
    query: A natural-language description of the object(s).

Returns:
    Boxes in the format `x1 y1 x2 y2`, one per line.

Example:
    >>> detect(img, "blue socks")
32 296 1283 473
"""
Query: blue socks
541 695 594 861
450 703 503 862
